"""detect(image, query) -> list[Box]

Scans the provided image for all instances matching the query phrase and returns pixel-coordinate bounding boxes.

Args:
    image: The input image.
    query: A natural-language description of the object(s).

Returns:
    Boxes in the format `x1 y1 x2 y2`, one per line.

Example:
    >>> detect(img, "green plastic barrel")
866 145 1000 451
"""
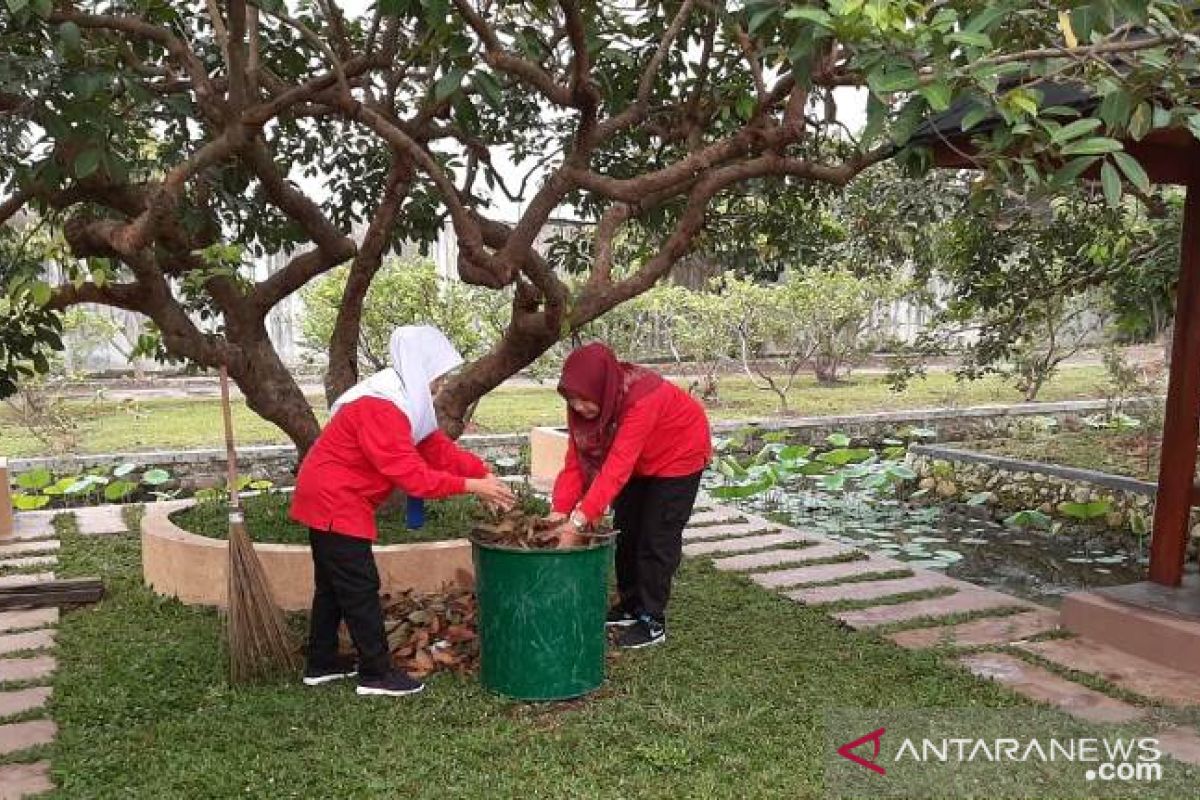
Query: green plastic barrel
472 537 614 701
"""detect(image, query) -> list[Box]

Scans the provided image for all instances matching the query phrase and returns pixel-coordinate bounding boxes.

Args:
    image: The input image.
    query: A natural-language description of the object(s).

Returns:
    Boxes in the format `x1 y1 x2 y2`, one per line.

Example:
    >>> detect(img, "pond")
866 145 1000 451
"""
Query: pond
704 434 1147 606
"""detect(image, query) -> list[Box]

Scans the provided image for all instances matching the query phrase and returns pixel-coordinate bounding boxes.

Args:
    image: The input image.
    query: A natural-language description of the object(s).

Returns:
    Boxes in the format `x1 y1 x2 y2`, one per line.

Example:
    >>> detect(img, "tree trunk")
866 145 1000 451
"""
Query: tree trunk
437 313 560 438
235 335 322 461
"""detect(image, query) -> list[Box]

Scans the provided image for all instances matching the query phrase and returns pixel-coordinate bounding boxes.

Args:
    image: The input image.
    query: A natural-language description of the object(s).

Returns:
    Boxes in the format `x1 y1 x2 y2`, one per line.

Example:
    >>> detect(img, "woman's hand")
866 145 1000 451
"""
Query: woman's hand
543 511 567 524
466 475 516 511
555 525 585 549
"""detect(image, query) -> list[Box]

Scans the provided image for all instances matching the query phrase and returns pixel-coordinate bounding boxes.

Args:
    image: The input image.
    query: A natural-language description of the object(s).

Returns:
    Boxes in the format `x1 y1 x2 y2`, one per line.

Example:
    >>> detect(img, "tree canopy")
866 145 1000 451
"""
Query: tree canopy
1 0 1198 451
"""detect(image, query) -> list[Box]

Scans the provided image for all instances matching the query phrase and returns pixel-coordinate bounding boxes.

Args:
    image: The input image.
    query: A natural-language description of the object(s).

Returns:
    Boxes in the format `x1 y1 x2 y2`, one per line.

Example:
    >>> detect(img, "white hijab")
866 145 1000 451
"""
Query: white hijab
329 325 464 443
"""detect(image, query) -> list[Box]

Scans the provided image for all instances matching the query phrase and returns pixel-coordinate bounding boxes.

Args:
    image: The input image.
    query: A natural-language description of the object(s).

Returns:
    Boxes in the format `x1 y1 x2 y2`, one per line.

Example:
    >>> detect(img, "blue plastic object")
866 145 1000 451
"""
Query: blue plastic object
405 496 426 529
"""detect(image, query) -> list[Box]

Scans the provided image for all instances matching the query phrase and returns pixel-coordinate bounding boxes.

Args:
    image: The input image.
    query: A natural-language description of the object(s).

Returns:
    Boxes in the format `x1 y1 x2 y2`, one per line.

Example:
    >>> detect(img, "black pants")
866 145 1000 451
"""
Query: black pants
612 471 703 624
307 530 391 679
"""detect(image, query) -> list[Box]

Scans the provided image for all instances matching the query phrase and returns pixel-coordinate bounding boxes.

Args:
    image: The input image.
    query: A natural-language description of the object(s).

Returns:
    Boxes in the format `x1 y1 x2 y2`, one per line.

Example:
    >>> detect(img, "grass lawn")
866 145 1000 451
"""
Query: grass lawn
963 428 1163 483
46 523 1036 799
1 367 1111 457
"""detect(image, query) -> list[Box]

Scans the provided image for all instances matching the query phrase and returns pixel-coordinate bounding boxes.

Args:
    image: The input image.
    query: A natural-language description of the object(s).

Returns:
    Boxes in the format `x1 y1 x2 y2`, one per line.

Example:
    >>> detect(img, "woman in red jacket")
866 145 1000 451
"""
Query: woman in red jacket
291 325 514 697
548 343 711 649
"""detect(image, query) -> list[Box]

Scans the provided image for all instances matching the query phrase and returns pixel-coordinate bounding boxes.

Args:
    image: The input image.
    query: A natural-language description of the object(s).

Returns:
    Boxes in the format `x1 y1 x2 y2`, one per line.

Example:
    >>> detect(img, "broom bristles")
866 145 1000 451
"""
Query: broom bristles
220 364 297 684
227 512 298 682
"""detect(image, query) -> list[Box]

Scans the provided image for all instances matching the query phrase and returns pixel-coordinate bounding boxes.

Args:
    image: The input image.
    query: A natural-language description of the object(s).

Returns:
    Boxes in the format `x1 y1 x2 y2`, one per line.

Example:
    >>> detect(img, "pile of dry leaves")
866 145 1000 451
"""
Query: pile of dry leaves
381 587 479 678
472 508 613 549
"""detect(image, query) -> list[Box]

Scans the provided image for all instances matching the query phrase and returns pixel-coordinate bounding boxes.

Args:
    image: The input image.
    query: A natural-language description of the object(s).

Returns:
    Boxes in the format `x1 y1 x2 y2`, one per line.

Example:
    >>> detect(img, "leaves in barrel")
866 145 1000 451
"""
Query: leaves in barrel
381 586 479 678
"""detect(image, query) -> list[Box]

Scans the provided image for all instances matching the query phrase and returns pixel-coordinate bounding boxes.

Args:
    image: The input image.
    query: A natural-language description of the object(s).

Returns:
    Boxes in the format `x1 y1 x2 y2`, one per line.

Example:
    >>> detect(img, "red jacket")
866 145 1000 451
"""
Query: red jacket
552 381 711 522
290 397 488 540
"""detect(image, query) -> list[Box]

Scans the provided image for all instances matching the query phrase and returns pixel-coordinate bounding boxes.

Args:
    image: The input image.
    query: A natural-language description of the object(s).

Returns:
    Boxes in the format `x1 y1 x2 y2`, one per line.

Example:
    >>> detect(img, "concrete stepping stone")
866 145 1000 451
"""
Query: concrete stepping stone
0 657 56 684
1018 638 1200 708
683 522 774 542
0 686 51 718
74 505 128 535
8 513 55 541
0 542 59 558
0 631 55 657
0 719 56 756
787 572 959 606
0 556 57 572
710 543 857 574
0 574 54 589
834 589 1030 630
687 508 744 526
0 761 53 799
683 530 813 557
0 610 57 634
747 557 908 589
960 652 1144 725
1157 726 1200 766
889 610 1061 650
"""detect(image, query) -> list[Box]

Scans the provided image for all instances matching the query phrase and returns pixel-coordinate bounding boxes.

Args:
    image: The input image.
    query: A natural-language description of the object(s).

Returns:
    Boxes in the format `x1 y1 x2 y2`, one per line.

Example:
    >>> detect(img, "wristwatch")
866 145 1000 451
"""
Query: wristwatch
569 508 587 531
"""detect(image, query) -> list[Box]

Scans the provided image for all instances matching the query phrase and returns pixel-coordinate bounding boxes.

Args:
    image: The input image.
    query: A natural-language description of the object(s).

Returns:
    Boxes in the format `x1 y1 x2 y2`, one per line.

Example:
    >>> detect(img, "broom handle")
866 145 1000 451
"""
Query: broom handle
219 365 240 512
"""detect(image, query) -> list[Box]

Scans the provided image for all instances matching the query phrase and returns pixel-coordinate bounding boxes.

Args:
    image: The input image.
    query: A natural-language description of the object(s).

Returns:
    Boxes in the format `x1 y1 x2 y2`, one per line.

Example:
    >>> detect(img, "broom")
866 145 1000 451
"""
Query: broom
220 364 297 683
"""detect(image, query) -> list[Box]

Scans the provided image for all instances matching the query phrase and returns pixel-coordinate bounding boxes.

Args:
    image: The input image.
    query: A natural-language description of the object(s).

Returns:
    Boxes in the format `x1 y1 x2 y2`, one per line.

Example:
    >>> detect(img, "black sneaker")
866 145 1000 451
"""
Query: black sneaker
302 656 358 686
616 615 666 649
356 670 425 697
606 605 638 628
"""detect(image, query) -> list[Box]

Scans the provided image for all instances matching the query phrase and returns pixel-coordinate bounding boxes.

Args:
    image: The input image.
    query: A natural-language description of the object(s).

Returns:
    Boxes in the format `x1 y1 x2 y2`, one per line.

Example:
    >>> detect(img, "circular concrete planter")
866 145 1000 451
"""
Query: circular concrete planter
141 500 474 611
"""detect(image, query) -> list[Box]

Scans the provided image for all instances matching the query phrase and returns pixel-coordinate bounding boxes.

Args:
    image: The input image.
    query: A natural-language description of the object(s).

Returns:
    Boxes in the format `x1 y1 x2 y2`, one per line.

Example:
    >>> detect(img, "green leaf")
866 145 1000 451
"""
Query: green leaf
784 6 833 27
860 93 886 147
1004 509 1052 529
1059 499 1112 520
820 473 846 492
1049 117 1102 144
15 468 52 490
1100 160 1122 207
887 465 918 480
29 280 51 306
1128 102 1152 141
1060 137 1123 156
104 480 138 502
12 493 51 511
919 81 952 113
963 6 1008 34
1070 6 1100 43
43 477 77 497
113 463 137 478
748 6 776 34
142 468 171 486
825 432 851 447
960 104 991 132
73 149 102 179
966 491 991 506
869 67 921 95
1053 155 1100 184
779 445 814 462
6 0 29 13
472 71 503 110
948 31 991 49
1098 90 1133 131
433 68 467 102
1113 152 1150 194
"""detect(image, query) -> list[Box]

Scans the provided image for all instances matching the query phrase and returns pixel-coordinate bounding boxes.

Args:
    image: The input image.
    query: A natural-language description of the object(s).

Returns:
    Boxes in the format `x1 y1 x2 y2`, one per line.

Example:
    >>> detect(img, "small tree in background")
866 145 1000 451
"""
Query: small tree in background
301 261 499 373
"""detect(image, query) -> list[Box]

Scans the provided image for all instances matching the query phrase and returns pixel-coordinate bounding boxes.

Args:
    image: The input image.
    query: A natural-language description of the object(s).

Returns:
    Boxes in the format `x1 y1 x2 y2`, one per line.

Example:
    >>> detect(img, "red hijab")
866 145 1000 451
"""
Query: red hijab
558 343 664 484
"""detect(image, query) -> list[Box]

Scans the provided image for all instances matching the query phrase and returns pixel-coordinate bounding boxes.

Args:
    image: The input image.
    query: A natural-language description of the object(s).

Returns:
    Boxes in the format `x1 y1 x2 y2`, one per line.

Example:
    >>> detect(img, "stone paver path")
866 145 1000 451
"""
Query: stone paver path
888 610 1061 650
73 505 128 536
0 556 58 572
0 510 64 798
687 498 1200 765
682 530 815 557
788 572 957 606
959 653 1145 724
1017 638 1200 708
0 542 59 558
